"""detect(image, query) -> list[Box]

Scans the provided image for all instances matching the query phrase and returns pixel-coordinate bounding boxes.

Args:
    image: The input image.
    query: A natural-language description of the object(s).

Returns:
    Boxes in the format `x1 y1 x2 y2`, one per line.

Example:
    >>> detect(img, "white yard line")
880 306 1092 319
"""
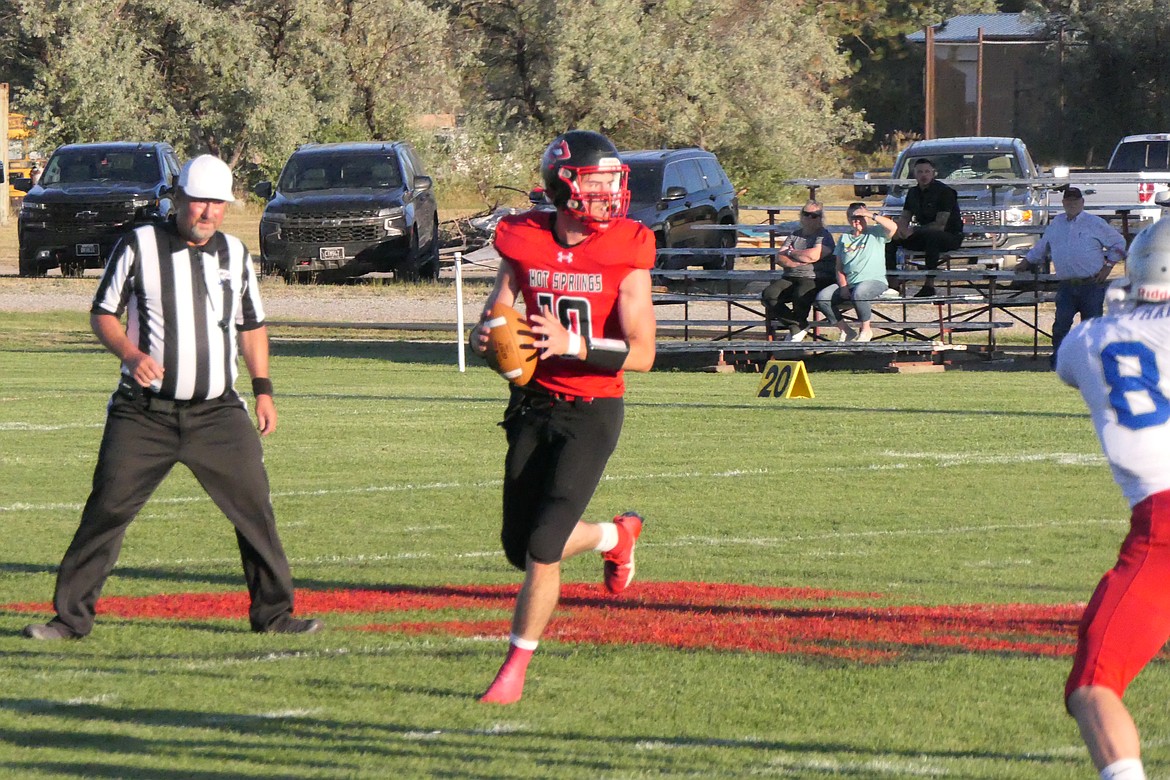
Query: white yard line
656 518 1123 550
761 755 950 776
0 422 104 431
0 468 770 514
1 456 1117 570
0 454 1103 516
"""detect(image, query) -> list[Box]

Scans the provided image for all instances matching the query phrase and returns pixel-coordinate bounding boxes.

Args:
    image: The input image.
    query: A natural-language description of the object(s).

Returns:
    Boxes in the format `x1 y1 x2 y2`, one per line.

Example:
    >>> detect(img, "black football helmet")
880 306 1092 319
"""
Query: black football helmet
540 130 630 225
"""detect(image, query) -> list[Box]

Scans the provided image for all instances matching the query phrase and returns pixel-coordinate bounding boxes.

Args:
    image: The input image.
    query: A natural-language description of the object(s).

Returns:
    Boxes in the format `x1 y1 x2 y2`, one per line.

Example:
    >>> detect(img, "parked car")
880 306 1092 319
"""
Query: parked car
255 141 440 282
1055 134 1170 226
15 141 181 277
621 148 740 270
854 136 1048 254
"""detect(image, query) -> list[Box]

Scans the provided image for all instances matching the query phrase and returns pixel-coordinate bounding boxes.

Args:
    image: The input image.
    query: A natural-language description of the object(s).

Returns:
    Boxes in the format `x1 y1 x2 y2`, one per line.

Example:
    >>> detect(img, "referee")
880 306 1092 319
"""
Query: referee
23 155 321 640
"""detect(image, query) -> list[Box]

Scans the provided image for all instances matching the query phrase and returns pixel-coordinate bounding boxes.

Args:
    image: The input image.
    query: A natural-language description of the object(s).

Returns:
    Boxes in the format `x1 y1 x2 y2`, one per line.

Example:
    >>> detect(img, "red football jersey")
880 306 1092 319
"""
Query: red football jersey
494 211 656 398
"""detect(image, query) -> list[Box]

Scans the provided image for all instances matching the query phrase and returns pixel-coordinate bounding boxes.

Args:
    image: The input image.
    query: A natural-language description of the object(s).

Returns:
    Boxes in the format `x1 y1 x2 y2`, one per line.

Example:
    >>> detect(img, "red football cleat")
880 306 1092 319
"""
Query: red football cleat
603 512 644 594
479 666 526 704
480 646 533 704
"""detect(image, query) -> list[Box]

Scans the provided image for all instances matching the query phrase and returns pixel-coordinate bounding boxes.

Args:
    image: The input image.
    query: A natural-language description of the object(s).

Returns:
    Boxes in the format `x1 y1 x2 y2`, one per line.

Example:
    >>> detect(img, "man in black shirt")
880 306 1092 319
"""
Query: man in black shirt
23 155 321 640
886 158 963 297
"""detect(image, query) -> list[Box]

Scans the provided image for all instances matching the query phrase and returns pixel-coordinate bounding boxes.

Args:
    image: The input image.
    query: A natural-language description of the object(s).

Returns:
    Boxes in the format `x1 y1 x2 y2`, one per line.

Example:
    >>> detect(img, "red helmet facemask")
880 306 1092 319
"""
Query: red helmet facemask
554 160 631 226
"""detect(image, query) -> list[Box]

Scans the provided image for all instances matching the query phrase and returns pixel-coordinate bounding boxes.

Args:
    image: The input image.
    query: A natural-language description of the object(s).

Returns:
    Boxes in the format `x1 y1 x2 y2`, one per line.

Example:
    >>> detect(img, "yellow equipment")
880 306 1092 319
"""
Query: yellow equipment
8 113 40 198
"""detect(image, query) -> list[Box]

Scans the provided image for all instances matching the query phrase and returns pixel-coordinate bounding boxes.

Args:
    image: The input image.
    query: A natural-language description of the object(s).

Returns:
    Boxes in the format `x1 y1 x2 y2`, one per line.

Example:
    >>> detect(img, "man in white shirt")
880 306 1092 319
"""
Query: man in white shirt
1056 218 1170 780
1016 186 1127 366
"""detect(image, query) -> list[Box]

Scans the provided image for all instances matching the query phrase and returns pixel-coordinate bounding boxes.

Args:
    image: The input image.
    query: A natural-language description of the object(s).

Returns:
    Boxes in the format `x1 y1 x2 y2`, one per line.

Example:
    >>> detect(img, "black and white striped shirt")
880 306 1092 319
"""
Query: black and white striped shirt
92 221 266 401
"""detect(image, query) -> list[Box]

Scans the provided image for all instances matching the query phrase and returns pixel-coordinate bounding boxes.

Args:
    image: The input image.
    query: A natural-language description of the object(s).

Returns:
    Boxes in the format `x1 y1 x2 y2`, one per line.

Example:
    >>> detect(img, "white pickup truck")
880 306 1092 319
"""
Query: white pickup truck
1054 134 1170 224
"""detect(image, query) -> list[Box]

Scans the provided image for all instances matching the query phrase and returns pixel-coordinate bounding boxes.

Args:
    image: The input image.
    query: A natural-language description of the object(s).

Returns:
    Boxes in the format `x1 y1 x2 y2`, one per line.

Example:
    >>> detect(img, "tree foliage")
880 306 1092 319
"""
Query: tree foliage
2 0 459 182
452 0 868 197
1029 0 1170 164
0 0 873 197
824 0 999 153
17 0 1152 197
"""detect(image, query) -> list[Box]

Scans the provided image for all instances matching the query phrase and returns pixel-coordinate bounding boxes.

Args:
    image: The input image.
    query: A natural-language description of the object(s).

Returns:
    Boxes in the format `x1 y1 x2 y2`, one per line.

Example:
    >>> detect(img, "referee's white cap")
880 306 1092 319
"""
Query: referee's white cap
179 155 236 202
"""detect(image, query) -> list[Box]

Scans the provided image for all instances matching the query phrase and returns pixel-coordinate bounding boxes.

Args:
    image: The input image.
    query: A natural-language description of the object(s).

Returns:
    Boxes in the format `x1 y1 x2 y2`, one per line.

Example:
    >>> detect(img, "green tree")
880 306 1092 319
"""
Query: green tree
452 0 868 198
7 0 464 187
8 0 340 179
335 0 461 140
824 0 998 153
1032 0 1170 164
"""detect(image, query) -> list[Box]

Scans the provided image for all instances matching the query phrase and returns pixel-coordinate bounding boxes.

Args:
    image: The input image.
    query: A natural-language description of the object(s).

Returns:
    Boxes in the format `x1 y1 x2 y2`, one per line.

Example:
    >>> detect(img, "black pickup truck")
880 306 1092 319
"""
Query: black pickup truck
16 142 182 277
255 141 440 282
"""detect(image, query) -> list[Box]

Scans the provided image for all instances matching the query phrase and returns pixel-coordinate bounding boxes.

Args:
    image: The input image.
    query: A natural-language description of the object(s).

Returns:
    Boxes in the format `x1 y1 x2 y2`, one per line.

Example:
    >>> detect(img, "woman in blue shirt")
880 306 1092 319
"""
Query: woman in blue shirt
814 203 899 342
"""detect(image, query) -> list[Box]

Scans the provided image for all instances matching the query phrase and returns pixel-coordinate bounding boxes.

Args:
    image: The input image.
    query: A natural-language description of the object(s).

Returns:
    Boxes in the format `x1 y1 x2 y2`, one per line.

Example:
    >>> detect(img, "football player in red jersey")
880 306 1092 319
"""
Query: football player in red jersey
471 130 657 704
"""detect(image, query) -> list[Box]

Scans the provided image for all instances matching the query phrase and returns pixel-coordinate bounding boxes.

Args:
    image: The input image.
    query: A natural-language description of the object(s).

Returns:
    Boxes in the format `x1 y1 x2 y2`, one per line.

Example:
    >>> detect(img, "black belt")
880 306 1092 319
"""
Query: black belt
117 380 230 411
515 384 596 406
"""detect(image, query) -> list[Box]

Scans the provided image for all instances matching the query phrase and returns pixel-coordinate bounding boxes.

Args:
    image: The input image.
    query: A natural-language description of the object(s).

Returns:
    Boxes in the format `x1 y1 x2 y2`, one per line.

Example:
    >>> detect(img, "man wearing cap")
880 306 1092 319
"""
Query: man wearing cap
1015 186 1127 368
23 155 322 640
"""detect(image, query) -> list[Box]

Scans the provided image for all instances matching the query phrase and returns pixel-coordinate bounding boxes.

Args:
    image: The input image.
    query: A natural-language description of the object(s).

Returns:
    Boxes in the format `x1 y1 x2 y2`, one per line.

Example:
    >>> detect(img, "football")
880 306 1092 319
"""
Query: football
483 302 538 385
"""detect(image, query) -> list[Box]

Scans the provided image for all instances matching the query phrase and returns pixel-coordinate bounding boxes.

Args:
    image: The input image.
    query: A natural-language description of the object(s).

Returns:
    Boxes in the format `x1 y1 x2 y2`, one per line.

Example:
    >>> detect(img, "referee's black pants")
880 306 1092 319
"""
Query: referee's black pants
49 391 297 636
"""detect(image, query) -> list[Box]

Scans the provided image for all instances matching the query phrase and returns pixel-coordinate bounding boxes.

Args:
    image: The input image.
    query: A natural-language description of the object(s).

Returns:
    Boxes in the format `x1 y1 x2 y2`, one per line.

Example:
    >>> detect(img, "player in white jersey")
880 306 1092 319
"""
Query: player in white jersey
1056 218 1170 780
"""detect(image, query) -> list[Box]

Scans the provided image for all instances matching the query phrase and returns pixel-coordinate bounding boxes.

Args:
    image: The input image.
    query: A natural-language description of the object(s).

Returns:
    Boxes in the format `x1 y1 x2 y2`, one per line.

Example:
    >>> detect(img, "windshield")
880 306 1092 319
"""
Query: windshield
277 152 404 193
625 161 664 204
1110 141 1170 171
40 149 162 186
896 152 1022 180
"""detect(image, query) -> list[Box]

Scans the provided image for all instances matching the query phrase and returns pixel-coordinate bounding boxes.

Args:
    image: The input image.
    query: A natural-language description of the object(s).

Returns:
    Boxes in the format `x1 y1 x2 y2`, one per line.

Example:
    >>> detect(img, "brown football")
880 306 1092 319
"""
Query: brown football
484 302 538 385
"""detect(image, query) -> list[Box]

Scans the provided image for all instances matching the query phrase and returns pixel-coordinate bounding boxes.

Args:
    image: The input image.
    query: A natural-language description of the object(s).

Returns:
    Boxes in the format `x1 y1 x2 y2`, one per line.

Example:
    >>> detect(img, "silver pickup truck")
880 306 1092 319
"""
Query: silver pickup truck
853 136 1047 252
1055 134 1170 225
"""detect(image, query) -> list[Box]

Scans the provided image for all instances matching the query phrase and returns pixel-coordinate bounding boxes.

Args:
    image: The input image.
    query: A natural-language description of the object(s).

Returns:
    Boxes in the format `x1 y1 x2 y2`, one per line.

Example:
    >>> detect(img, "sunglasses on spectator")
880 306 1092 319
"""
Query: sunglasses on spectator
801 211 822 218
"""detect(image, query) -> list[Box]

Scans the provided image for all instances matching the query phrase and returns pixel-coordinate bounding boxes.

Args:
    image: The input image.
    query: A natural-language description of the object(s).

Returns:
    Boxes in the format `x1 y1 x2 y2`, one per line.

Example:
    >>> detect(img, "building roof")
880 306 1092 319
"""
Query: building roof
906 13 1051 44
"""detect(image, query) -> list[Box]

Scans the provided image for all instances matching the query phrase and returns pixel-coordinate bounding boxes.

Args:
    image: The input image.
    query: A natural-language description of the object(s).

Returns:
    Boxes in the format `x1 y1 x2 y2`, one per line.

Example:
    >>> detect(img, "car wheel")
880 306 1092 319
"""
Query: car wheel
417 216 442 281
704 228 737 270
18 254 44 278
397 229 423 282
283 269 316 285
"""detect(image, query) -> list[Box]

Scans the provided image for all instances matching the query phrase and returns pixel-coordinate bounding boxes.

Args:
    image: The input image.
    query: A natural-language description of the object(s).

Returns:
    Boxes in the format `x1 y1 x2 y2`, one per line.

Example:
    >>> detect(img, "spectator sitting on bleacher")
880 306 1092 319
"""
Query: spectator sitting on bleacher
815 203 899 342
760 200 836 342
885 158 963 298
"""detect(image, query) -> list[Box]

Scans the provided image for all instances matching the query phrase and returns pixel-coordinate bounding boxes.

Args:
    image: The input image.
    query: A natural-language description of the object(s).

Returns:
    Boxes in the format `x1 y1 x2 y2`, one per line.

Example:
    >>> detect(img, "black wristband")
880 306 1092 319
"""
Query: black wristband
583 339 630 371
252 377 274 397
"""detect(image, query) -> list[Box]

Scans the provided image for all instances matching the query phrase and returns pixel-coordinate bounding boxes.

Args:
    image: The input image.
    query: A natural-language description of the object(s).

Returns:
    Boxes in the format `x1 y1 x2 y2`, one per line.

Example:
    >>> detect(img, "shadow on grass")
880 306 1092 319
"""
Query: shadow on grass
0 697 1074 778
0 560 420 595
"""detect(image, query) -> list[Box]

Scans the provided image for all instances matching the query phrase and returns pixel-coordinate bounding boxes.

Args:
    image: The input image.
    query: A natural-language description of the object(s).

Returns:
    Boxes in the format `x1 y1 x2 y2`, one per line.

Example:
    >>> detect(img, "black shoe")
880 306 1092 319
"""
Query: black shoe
263 617 323 635
913 287 936 298
23 622 79 641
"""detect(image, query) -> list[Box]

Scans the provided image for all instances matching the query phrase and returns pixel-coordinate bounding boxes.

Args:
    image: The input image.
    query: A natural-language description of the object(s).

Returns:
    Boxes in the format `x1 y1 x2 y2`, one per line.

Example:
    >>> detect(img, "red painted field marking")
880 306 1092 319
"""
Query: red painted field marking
2 582 1082 661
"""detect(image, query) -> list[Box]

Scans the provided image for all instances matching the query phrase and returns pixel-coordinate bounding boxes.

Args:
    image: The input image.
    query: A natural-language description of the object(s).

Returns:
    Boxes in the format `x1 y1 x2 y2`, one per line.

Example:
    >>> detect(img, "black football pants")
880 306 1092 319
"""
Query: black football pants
49 391 296 636
499 388 624 570
885 229 963 271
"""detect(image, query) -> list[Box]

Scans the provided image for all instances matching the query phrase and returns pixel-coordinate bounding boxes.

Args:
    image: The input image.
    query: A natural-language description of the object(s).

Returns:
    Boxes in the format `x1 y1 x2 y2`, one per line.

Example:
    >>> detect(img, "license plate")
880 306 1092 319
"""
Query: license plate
319 247 345 261
76 243 99 256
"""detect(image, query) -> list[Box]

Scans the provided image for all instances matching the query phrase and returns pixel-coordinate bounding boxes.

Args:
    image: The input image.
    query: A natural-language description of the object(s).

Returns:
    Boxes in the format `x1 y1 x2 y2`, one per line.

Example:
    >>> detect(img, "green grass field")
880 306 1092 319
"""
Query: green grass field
0 314 1156 779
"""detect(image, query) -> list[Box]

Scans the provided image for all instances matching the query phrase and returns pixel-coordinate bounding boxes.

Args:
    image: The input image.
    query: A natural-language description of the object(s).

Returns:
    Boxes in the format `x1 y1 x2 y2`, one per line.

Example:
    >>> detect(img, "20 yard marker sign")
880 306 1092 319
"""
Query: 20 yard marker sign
756 360 814 399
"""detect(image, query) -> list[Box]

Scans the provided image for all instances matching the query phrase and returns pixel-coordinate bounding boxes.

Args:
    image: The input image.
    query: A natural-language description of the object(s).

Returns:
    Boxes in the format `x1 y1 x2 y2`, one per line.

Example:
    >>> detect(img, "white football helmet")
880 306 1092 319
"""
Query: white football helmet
1125 218 1170 303
1105 279 1135 315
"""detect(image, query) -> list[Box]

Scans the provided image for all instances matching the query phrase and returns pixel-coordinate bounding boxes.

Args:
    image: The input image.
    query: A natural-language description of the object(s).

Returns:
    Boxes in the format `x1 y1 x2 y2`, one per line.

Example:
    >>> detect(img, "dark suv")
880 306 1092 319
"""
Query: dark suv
16 142 181 277
255 141 440 282
622 148 739 270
